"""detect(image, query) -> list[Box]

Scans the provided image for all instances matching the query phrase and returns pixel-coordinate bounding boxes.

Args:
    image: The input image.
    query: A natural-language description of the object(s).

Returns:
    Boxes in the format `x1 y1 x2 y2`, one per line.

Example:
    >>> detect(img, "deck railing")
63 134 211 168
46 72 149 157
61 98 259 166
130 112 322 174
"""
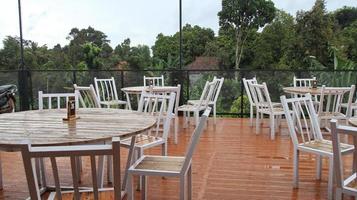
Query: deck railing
1 69 357 116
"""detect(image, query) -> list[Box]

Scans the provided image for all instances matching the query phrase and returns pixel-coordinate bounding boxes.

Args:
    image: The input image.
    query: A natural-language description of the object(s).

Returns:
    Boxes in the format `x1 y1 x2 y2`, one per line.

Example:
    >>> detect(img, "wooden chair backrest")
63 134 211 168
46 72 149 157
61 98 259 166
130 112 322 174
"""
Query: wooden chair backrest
137 91 176 139
74 84 101 108
181 107 211 173
242 77 257 106
21 136 136 200
94 77 119 103
211 76 224 103
281 94 323 147
249 82 273 112
197 80 216 108
293 76 316 87
143 75 164 87
317 85 355 117
38 91 78 110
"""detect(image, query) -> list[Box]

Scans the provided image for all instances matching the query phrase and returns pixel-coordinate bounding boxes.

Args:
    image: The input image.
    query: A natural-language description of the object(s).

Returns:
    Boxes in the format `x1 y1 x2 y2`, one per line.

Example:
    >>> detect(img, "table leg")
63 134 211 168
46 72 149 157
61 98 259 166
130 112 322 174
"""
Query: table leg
353 136 357 173
126 92 132 110
0 153 3 190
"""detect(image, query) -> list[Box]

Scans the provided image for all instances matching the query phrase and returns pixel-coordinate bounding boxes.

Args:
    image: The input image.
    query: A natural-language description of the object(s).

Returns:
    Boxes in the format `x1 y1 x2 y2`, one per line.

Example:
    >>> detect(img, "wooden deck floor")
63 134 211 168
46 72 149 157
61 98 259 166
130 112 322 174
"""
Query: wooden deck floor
0 117 346 199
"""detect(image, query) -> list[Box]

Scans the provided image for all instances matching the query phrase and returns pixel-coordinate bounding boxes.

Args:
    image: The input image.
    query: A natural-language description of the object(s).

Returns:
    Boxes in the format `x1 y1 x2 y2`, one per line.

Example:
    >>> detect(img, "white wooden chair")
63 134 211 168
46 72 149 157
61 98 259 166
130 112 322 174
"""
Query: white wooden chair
37 91 79 187
281 94 354 199
293 76 316 87
127 107 211 200
331 119 357 200
121 91 176 158
178 80 216 128
249 82 285 140
143 75 164 86
148 84 181 144
243 77 258 127
94 77 128 108
21 136 136 200
188 76 224 125
38 91 78 110
317 85 355 130
74 84 101 108
120 91 176 190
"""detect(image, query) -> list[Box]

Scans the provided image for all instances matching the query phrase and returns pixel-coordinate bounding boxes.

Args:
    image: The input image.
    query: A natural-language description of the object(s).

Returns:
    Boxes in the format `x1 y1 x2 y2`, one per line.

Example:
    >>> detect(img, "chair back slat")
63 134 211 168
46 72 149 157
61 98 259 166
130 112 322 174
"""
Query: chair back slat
94 77 120 103
211 76 224 103
20 137 128 200
138 92 176 139
74 84 101 108
250 82 273 112
38 91 78 110
143 75 164 87
198 80 216 109
243 77 258 106
281 94 323 147
182 107 211 173
293 76 316 87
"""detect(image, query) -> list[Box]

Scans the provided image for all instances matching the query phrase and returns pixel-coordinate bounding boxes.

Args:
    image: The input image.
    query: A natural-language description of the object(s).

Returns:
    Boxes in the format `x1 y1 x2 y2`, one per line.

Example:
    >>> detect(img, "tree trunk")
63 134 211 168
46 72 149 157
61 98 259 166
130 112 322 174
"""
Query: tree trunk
235 30 243 70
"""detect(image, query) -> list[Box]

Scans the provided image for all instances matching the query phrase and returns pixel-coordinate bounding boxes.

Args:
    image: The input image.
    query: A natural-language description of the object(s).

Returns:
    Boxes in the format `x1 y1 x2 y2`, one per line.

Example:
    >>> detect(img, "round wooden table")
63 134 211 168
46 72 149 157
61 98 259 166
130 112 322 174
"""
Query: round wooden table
0 108 156 151
121 86 179 110
283 87 351 95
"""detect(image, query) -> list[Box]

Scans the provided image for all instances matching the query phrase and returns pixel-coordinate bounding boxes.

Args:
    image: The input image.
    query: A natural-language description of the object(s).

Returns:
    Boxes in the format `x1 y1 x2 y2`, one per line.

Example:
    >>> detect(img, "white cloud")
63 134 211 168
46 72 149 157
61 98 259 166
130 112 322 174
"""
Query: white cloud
0 0 356 49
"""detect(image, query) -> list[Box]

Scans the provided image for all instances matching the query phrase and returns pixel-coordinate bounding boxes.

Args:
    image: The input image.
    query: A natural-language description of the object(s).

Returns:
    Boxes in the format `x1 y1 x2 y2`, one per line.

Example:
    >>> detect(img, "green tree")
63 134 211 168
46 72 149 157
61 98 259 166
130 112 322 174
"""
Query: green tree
333 6 357 29
82 42 102 70
218 0 275 69
114 39 152 69
252 10 296 69
295 0 333 67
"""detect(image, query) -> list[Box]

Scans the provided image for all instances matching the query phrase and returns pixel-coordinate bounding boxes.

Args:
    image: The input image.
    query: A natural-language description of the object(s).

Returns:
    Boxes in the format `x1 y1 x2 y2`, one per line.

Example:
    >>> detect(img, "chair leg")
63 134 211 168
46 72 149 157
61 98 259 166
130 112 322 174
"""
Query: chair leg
0 154 3 190
194 111 199 127
213 104 217 125
184 112 188 128
328 157 334 200
162 143 167 156
250 105 253 127
137 148 143 191
174 117 178 144
97 155 105 188
270 115 275 140
335 188 342 200
187 166 192 200
39 158 47 187
127 174 134 200
293 149 299 188
180 175 186 200
256 112 260 134
141 175 147 200
107 155 113 184
316 155 322 180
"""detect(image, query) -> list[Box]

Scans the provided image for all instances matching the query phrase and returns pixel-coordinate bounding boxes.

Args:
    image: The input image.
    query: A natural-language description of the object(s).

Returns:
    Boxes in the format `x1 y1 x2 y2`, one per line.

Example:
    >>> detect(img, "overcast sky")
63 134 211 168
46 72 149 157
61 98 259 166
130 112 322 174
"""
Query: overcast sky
0 0 356 49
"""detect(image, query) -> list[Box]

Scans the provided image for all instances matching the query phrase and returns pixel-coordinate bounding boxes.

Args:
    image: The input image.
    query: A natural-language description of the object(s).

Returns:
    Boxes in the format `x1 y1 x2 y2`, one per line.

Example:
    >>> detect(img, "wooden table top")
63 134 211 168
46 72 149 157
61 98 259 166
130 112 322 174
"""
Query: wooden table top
283 87 351 95
121 86 179 94
0 108 156 151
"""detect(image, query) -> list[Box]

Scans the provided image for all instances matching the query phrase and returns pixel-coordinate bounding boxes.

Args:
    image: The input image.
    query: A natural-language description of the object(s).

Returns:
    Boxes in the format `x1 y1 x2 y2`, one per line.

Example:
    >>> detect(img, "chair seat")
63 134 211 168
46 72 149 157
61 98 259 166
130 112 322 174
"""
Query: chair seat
340 102 357 108
121 134 164 148
187 100 214 106
318 112 346 119
130 155 185 174
100 100 127 106
178 104 206 112
299 139 354 154
258 107 285 115
49 189 126 200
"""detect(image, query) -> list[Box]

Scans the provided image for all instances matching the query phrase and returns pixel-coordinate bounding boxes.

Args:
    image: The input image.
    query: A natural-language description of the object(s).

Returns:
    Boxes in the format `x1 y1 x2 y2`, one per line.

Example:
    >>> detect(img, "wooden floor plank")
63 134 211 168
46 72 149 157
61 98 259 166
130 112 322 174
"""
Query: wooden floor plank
0 117 352 199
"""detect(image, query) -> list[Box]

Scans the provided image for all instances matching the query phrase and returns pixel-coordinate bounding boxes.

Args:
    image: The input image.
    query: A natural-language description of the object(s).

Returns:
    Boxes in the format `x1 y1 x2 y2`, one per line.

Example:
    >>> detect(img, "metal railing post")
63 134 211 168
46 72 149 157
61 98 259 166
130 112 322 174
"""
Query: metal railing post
240 70 244 118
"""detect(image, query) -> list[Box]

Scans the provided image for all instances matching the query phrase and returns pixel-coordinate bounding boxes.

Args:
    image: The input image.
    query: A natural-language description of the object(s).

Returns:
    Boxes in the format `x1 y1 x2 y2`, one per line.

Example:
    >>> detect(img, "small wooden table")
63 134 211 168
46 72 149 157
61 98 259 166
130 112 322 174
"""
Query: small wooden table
121 86 179 110
0 108 156 189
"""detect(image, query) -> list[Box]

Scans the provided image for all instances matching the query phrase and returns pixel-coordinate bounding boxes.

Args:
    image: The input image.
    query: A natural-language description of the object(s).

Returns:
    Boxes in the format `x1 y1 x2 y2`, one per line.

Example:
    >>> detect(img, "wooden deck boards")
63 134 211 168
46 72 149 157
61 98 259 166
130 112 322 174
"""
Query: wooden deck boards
0 117 349 199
